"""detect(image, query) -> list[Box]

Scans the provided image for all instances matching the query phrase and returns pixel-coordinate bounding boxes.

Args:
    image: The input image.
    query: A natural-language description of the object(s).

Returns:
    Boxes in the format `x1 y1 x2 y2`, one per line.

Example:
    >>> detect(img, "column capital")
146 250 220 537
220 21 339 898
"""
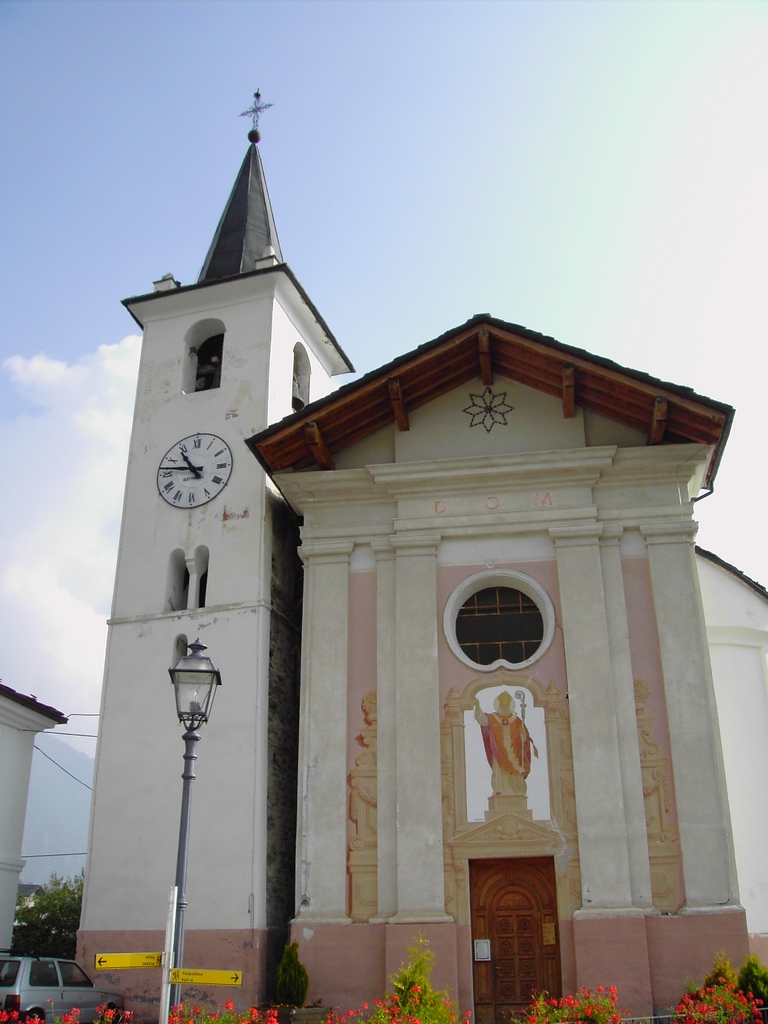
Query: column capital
548 523 603 546
599 523 624 544
299 539 355 564
639 520 698 545
389 531 441 555
370 538 395 559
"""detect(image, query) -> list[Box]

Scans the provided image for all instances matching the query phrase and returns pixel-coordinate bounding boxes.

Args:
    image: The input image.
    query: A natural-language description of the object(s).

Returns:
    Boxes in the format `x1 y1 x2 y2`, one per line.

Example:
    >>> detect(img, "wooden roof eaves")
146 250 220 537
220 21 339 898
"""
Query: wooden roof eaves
247 314 735 484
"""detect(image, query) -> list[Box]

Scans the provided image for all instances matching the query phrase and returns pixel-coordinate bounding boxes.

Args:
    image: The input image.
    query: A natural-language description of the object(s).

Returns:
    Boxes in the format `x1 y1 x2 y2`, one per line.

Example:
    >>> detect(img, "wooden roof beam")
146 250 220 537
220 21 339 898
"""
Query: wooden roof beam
478 329 493 385
649 396 668 445
562 363 575 419
387 377 409 431
304 421 335 469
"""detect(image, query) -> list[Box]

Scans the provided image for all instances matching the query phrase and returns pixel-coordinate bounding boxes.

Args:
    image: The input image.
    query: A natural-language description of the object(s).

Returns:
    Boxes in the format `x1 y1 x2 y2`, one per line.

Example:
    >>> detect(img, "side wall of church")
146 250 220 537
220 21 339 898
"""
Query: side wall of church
697 555 768 955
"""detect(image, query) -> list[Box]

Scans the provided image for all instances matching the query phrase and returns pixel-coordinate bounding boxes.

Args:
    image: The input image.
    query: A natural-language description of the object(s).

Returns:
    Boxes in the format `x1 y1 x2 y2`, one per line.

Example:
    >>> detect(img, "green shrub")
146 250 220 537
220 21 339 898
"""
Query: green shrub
275 941 309 1008
738 954 768 1004
386 935 454 1024
702 950 738 990
327 935 464 1024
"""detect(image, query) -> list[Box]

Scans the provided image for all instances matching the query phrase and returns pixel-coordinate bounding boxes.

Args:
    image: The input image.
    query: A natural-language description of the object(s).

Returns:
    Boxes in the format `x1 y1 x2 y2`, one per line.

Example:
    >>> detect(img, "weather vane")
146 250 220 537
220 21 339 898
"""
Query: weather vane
240 89 273 142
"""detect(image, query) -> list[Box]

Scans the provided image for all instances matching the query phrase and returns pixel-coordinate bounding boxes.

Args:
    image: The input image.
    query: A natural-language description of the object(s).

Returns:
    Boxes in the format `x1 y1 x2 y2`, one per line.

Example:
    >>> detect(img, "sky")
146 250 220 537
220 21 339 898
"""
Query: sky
2 0 768 765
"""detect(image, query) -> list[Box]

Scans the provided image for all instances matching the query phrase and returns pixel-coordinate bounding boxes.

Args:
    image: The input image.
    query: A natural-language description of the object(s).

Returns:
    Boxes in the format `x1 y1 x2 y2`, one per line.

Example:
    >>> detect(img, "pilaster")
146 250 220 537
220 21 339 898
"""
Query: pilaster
371 540 397 921
640 521 739 909
294 539 353 923
390 531 451 923
599 525 654 911
549 524 636 914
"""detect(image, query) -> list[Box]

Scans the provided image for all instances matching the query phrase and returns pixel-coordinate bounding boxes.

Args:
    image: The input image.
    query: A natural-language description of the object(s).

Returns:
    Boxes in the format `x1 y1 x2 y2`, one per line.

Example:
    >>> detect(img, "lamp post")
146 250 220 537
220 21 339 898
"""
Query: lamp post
168 638 221 1009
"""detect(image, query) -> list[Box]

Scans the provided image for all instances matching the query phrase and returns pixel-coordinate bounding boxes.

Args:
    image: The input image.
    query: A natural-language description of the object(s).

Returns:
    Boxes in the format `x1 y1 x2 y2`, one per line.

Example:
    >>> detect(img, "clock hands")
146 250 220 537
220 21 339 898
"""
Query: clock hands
181 452 204 477
159 455 204 478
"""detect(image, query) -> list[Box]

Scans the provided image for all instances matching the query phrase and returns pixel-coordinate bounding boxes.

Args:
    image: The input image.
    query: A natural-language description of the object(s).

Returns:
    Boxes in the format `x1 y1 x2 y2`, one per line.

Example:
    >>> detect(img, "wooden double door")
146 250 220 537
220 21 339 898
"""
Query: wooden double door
470 858 561 1024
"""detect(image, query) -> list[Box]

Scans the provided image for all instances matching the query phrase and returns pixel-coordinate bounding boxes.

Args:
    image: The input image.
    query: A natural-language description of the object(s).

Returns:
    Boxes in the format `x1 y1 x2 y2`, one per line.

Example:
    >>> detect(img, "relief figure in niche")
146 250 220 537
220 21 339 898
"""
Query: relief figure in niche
473 690 538 797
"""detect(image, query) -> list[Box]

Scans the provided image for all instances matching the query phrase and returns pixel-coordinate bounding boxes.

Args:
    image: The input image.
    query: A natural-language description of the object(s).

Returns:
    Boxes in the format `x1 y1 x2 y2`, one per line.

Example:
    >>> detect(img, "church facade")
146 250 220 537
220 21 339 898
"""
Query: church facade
79 134 751 1020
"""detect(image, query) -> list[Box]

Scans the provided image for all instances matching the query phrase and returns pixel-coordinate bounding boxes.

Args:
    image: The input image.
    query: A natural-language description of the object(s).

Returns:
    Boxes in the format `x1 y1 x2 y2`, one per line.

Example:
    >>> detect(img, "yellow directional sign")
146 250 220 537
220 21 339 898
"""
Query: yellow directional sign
95 953 163 970
169 969 243 987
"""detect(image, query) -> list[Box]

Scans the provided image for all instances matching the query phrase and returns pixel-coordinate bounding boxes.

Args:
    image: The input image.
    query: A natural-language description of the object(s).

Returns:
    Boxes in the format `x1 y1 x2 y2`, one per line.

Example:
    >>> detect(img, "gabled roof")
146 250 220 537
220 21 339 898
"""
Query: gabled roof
0 682 67 725
246 314 734 488
198 141 283 282
696 546 768 601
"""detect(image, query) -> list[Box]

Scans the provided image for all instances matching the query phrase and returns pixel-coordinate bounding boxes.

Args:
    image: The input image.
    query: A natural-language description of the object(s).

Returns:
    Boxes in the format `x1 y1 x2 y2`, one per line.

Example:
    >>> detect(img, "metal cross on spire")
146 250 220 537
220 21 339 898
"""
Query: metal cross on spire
240 90 273 142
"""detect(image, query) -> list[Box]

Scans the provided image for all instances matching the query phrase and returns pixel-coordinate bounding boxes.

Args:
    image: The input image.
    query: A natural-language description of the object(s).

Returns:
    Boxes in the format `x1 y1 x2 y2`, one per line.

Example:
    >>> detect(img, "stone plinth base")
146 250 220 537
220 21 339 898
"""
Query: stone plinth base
484 794 532 820
646 906 749 1013
573 911 652 1017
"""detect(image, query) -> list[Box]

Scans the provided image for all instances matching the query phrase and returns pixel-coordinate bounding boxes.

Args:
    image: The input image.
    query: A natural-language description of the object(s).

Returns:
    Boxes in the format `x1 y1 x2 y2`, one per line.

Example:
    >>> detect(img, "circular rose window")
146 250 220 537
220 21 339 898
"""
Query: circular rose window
444 570 555 672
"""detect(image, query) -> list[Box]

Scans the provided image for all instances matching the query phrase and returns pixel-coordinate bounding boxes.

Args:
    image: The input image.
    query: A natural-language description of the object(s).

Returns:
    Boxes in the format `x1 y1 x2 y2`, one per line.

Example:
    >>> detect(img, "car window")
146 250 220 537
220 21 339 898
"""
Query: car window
0 960 20 986
29 960 59 987
58 962 93 988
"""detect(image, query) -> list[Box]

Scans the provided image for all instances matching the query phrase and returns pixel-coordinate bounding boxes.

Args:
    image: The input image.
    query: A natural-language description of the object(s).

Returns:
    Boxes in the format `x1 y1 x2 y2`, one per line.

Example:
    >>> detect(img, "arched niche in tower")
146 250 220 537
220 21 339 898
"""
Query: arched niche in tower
165 548 189 612
292 342 311 411
193 545 209 609
182 318 226 394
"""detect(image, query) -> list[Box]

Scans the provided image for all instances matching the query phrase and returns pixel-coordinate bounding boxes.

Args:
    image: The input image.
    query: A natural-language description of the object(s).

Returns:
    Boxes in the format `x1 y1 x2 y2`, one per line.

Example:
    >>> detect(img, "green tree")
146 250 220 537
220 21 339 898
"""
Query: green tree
11 872 83 958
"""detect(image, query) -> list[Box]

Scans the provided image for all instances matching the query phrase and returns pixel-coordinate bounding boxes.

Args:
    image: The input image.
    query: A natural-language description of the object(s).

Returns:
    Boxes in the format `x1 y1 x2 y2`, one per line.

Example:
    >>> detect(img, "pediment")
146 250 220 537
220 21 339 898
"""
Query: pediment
450 811 562 854
247 314 732 489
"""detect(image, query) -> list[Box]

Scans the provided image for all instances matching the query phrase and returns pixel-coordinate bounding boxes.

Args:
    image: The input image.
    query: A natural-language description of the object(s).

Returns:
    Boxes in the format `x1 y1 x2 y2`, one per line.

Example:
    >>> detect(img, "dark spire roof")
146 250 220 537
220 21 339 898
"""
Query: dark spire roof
198 141 283 283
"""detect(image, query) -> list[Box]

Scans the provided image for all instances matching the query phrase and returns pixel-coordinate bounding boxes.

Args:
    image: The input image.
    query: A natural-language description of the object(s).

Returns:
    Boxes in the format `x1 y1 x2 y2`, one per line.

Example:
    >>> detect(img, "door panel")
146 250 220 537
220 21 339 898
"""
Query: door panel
470 858 561 1024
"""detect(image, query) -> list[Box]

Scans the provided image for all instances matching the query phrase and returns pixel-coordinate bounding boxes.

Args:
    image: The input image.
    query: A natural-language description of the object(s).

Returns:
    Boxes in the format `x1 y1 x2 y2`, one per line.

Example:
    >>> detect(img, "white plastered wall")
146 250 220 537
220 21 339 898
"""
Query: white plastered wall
697 555 768 934
83 269 340 934
0 697 62 951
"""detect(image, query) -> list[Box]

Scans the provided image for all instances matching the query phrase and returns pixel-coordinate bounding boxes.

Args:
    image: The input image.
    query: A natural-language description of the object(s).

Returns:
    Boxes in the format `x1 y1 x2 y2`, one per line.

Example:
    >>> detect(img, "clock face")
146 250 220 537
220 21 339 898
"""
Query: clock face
157 433 233 508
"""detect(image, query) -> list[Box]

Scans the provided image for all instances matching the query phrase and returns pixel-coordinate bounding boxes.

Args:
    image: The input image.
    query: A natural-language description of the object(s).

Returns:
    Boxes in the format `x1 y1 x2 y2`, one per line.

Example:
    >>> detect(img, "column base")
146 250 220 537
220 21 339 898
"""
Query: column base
679 902 745 915
388 911 453 924
574 905 646 920
292 911 351 926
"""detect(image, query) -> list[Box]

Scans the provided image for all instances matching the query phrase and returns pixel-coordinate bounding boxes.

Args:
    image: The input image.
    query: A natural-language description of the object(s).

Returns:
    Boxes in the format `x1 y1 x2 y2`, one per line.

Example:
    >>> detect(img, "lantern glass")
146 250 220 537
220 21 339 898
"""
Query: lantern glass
169 640 221 725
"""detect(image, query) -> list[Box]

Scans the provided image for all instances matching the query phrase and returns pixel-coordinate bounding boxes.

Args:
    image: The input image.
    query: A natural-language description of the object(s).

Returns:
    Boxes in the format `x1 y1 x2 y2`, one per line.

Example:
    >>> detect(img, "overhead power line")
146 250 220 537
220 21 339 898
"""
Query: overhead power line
33 744 93 790
21 852 87 858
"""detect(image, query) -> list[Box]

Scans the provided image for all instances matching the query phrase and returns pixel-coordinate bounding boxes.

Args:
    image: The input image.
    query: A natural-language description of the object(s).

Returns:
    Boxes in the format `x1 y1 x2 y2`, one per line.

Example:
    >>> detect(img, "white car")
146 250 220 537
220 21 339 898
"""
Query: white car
0 957 124 1023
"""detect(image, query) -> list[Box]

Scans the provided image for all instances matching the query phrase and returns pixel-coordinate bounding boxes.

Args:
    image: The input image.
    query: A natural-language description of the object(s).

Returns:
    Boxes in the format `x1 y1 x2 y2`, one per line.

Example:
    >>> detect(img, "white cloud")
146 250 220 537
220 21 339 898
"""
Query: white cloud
0 337 140 750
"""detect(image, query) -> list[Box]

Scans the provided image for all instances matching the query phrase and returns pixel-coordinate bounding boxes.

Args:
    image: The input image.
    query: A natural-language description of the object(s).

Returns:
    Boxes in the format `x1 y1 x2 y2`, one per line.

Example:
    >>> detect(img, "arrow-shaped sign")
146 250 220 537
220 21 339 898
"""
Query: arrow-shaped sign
95 953 163 970
169 968 242 986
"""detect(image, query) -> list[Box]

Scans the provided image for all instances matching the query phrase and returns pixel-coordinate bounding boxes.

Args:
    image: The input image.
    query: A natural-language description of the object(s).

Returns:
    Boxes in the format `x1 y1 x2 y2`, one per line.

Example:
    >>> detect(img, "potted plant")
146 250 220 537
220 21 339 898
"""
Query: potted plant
274 942 324 1024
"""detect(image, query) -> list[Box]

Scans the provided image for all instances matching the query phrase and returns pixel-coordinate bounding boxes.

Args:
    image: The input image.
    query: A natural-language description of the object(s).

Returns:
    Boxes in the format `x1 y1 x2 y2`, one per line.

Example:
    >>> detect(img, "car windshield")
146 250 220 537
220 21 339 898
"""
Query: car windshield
0 960 20 986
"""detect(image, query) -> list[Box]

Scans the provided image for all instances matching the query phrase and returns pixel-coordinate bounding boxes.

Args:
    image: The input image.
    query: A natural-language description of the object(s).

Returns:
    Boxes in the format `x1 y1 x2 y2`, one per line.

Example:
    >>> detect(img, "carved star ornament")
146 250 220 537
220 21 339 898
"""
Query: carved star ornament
463 387 515 432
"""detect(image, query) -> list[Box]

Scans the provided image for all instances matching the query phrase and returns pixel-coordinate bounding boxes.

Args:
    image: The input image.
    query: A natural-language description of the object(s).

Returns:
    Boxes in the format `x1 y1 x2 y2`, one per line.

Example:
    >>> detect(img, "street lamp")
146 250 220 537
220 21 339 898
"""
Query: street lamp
168 638 221 1009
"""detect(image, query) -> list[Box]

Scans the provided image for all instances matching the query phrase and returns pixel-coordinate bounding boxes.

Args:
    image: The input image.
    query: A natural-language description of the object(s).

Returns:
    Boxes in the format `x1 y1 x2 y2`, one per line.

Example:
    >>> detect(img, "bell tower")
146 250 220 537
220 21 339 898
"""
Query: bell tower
79 109 353 1011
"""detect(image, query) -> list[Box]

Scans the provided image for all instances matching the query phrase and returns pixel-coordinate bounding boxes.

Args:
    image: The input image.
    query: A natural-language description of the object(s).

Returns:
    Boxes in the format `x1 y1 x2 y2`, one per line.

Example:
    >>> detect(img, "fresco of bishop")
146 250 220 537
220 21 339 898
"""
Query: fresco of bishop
473 690 538 798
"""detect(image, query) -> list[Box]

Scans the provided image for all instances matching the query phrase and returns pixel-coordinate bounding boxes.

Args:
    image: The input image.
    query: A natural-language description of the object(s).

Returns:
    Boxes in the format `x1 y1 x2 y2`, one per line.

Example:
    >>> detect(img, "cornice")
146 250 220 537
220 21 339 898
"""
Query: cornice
367 447 616 495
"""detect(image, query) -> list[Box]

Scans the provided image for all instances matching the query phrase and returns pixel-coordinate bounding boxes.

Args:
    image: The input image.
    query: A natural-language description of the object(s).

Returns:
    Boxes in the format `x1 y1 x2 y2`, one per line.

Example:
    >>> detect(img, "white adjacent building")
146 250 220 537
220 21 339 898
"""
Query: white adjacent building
80 130 766 1020
1 684 66 952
